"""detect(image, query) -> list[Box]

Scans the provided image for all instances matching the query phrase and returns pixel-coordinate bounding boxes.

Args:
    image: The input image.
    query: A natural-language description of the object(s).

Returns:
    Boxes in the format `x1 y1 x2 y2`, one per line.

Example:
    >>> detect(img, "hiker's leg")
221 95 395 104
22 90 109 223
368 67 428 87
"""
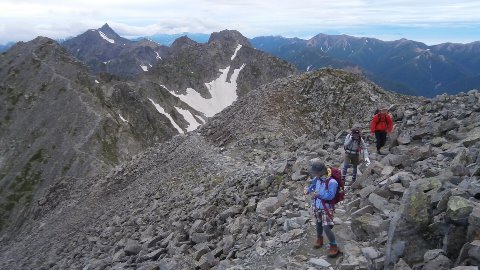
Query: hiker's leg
323 225 336 244
379 131 387 148
375 131 382 151
342 162 349 181
316 220 323 237
352 165 358 183
351 155 359 182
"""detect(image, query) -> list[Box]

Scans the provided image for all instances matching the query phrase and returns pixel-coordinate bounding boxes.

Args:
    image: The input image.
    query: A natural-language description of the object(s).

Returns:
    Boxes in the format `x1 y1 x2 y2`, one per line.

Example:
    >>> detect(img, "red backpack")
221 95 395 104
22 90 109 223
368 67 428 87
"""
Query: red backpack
325 167 345 205
320 167 345 221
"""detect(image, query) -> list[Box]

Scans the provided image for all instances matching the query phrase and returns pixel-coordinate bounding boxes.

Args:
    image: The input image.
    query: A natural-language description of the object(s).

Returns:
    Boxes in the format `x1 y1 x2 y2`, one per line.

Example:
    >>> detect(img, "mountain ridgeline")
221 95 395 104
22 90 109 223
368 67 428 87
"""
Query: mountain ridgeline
0 24 479 270
251 35 480 97
0 26 295 236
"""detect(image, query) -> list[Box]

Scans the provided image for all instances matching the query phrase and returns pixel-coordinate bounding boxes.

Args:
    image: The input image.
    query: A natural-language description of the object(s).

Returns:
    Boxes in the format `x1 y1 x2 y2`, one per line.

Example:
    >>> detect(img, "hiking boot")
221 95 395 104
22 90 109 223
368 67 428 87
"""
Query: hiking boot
328 244 340 258
313 237 324 249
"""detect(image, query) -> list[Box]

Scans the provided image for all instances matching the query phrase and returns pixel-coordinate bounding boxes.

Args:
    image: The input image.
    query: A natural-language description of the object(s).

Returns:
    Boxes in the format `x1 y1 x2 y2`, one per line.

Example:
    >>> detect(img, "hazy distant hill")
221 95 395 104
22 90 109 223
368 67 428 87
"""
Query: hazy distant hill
134 33 210 46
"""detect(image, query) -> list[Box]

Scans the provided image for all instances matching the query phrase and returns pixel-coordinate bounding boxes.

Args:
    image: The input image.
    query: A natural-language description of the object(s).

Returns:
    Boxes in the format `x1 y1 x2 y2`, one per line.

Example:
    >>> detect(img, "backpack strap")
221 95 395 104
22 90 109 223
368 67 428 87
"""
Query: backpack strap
376 114 387 128
321 200 334 221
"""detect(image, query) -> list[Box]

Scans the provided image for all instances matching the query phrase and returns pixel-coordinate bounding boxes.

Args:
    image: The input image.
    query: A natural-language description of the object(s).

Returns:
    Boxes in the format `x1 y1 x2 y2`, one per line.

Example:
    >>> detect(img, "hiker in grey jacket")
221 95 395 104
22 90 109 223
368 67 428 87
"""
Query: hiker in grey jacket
342 126 370 184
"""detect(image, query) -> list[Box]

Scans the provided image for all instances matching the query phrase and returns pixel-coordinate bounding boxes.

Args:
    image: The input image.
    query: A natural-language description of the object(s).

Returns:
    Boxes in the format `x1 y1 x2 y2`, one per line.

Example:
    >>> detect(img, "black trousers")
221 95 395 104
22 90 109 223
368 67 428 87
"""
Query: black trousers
375 131 387 150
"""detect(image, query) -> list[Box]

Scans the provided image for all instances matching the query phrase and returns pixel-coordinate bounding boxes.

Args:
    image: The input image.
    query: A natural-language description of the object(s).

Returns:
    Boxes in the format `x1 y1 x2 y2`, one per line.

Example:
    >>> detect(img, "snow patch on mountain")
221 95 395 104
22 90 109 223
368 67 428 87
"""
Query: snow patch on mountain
155 52 162 60
148 98 183 133
231 44 242 61
119 114 128 123
174 106 203 132
140 65 148 72
173 64 246 117
98 31 115 44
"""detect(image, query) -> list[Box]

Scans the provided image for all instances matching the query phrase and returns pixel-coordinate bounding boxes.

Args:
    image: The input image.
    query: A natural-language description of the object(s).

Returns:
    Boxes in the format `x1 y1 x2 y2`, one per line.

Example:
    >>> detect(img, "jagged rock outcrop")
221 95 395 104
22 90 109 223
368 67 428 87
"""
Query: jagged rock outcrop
0 37 189 234
62 23 169 78
200 68 414 149
144 29 297 117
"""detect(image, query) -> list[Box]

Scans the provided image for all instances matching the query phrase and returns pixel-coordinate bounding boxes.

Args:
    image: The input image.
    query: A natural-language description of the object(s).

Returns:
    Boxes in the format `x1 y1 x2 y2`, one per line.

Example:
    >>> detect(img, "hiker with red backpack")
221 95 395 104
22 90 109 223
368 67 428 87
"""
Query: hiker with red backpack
342 125 370 185
304 161 343 258
370 104 394 155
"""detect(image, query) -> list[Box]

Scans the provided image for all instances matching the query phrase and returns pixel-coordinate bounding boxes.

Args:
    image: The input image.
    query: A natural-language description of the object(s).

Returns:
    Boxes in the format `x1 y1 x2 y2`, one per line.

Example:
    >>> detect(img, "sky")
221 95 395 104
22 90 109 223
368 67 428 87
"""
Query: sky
1 0 479 45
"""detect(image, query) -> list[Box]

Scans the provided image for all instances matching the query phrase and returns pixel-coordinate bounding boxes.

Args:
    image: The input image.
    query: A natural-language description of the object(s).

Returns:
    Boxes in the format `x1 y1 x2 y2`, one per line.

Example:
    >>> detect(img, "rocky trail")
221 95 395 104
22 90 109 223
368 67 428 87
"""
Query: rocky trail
0 71 479 270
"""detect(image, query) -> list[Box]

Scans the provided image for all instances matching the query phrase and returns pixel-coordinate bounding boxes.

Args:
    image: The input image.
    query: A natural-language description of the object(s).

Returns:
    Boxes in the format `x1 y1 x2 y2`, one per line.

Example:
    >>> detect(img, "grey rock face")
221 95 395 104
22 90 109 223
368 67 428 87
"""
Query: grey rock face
0 37 182 233
63 24 169 79
256 197 280 216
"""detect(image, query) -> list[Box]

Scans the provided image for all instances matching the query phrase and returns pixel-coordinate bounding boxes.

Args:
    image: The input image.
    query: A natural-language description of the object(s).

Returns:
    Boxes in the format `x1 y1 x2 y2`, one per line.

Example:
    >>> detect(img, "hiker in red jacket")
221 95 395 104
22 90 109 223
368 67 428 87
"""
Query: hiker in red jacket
370 105 393 155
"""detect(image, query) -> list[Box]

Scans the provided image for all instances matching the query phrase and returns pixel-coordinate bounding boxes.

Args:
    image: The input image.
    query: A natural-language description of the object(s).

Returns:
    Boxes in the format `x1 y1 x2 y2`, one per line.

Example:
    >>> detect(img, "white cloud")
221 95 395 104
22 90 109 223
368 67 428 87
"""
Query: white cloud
0 0 480 44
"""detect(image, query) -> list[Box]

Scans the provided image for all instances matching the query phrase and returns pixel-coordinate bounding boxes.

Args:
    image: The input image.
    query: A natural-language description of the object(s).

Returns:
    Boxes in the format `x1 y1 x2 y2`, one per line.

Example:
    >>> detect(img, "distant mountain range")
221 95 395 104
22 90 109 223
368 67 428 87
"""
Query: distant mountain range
251 35 480 97
133 33 210 46
2 28 480 96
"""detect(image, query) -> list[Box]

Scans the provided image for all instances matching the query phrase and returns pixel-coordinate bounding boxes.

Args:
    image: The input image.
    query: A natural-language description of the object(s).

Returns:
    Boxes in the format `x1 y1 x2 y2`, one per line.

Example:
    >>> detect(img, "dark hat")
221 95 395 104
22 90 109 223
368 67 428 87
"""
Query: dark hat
310 161 327 175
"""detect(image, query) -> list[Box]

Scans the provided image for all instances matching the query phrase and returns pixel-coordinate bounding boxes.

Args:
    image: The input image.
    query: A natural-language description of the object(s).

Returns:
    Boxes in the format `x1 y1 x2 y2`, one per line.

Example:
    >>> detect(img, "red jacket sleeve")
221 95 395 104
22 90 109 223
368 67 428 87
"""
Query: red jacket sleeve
386 114 394 133
370 114 378 133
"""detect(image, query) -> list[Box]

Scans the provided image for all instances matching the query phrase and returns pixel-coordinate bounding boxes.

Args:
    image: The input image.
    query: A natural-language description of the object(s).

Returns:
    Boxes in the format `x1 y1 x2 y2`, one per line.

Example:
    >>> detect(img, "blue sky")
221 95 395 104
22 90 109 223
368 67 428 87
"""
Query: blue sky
0 0 479 45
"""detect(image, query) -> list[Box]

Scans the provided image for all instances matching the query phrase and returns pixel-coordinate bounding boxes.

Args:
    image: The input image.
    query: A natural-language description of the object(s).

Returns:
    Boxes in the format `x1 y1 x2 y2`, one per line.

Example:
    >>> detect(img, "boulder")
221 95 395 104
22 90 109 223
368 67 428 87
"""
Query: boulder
193 244 211 260
361 246 381 260
359 185 376 198
346 198 361 213
196 252 216 270
404 188 430 228
309 257 331 267
393 258 411 270
291 170 307 181
431 137 447 147
368 193 395 215
280 228 304 243
124 239 142 255
351 213 389 241
462 127 480 147
389 183 406 195
256 197 280 216
351 205 374 219
219 235 233 255
190 232 215 244
381 154 406 167
423 249 452 270
143 248 166 261
467 240 480 261
443 225 467 258
397 133 411 145
467 206 480 242
272 160 288 174
219 205 243 221
446 196 473 224
437 119 460 134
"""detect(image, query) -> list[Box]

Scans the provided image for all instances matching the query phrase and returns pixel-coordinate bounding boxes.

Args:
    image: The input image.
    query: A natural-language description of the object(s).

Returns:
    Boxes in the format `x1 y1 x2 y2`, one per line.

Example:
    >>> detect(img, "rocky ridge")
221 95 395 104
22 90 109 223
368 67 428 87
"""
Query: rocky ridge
0 37 195 233
0 27 298 237
62 24 169 78
1 70 478 269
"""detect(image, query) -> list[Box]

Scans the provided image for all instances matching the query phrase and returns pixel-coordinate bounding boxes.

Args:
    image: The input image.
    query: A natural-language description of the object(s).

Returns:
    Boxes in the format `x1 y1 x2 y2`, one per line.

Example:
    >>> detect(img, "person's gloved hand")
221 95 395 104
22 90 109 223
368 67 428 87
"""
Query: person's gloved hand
365 157 371 167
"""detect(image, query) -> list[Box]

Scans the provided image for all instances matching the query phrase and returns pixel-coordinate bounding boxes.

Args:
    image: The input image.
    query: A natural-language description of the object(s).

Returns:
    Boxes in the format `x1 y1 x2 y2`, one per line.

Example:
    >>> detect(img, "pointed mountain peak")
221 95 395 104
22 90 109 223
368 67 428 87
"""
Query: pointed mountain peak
99 23 113 32
30 36 58 46
96 23 121 40
170 36 197 50
208 30 251 47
